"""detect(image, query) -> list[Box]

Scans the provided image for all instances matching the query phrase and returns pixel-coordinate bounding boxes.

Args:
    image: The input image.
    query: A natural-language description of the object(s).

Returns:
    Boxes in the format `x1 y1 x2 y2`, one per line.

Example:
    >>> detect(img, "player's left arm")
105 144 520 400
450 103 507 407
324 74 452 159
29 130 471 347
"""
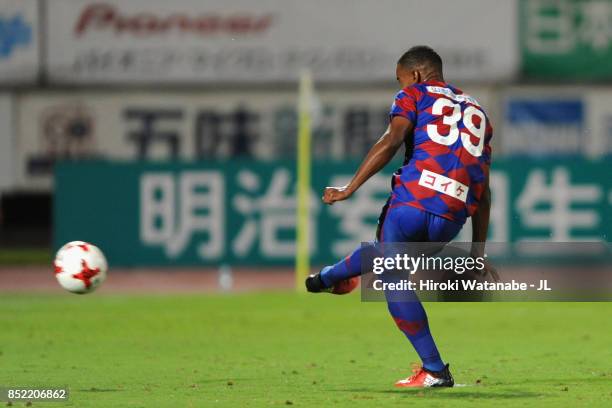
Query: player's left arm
322 116 413 205
471 175 490 249
471 170 499 281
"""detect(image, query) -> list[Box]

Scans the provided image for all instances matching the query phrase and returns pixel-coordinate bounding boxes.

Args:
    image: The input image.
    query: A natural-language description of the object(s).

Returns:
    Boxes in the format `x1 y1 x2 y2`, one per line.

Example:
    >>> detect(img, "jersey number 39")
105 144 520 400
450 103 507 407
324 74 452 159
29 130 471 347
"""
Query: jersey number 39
426 98 486 157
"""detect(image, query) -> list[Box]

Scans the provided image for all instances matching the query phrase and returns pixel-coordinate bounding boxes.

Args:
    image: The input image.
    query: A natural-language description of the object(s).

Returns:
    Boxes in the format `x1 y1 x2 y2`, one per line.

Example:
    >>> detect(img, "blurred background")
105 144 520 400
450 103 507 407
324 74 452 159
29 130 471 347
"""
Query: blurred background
0 0 610 291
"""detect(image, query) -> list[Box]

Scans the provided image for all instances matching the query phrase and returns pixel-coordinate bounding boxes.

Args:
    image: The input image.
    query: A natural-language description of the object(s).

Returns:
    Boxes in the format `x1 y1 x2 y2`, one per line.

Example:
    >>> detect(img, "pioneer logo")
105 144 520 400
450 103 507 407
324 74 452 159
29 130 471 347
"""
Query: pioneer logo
75 3 274 36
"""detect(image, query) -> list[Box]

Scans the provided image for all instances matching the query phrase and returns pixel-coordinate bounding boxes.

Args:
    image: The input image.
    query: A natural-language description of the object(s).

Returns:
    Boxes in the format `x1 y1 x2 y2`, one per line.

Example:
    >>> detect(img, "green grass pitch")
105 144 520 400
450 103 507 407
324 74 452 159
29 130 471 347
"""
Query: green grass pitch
2 293 611 407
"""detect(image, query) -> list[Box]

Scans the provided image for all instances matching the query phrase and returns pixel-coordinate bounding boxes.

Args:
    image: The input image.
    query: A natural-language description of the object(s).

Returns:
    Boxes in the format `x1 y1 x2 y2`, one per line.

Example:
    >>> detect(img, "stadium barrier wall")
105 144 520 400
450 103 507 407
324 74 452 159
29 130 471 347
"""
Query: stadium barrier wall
54 159 611 267
0 0 40 85
520 0 612 81
45 0 518 84
11 85 612 193
11 87 497 191
6 0 612 86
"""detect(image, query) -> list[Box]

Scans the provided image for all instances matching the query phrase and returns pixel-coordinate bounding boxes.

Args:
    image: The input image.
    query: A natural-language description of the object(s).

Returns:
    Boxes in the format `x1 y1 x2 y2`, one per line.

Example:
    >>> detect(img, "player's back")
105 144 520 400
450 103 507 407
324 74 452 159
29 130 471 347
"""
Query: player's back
389 80 493 224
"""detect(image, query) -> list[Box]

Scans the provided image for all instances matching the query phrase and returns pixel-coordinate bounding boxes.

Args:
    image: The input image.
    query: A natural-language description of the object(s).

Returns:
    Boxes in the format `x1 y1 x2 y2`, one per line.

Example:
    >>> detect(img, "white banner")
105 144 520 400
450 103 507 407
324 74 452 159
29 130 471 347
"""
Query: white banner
15 86 496 190
0 93 14 191
0 0 39 84
46 0 518 84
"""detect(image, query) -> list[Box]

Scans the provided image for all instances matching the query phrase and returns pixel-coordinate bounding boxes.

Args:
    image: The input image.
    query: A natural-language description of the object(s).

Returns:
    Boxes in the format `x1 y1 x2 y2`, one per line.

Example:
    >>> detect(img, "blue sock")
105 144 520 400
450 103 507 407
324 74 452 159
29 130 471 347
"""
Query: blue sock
321 242 446 372
319 244 367 287
387 298 445 372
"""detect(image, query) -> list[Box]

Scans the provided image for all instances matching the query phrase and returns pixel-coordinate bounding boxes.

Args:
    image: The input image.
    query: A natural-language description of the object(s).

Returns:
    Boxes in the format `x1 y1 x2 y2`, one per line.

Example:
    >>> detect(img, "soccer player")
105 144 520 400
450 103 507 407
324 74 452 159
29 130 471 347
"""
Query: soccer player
305 46 493 388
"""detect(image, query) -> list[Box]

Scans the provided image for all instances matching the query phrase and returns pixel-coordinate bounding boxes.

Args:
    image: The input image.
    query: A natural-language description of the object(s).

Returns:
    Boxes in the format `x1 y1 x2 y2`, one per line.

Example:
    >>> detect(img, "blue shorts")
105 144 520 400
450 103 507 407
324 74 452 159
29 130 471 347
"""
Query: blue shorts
376 201 463 244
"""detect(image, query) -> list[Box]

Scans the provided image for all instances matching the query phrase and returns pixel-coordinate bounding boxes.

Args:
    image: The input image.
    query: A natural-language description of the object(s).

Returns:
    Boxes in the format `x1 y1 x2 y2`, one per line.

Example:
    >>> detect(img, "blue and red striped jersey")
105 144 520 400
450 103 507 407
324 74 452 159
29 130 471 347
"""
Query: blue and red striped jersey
388 80 493 224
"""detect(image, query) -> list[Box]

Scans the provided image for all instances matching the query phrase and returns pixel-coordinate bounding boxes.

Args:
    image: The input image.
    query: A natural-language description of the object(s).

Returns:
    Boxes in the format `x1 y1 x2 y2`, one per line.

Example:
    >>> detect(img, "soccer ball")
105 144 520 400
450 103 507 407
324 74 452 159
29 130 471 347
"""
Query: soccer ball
54 241 108 294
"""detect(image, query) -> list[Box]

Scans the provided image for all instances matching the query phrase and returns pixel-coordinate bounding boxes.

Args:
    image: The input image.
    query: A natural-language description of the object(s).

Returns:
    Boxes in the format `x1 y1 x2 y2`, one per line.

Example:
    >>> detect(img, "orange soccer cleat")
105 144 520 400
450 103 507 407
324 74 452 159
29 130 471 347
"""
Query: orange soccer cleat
331 276 360 294
394 363 454 388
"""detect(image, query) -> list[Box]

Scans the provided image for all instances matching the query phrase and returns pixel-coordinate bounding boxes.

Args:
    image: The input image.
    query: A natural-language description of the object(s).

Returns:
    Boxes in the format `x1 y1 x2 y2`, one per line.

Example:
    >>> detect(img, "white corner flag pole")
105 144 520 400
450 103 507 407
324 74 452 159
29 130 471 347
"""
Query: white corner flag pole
296 70 313 292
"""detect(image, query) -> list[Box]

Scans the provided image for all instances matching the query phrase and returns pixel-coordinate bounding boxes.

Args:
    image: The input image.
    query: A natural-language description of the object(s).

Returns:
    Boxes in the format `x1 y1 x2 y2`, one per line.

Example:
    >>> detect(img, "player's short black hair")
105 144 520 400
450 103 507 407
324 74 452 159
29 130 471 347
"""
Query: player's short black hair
397 46 443 74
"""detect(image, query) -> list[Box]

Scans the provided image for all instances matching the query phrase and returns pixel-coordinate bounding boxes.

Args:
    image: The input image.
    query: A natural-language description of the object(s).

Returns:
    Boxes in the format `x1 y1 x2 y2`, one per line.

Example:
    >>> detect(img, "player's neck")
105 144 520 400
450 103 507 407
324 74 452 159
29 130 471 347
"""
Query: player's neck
422 74 444 83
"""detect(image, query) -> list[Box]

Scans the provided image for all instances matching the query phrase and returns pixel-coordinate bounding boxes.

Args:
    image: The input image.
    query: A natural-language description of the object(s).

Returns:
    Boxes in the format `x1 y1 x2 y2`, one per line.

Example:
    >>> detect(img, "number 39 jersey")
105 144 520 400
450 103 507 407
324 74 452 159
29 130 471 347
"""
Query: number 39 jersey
389 80 493 224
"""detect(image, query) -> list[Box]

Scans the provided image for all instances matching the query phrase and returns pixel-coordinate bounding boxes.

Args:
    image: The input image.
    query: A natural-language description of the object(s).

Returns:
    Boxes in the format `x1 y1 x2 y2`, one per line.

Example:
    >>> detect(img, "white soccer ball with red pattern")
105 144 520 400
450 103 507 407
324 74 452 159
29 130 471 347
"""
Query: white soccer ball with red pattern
54 241 108 294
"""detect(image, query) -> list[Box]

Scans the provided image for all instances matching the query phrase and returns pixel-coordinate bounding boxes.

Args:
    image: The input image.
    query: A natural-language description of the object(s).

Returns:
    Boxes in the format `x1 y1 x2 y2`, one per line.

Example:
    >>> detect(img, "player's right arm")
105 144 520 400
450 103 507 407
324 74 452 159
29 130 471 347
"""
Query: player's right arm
322 115 412 205
471 175 490 246
323 88 418 205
